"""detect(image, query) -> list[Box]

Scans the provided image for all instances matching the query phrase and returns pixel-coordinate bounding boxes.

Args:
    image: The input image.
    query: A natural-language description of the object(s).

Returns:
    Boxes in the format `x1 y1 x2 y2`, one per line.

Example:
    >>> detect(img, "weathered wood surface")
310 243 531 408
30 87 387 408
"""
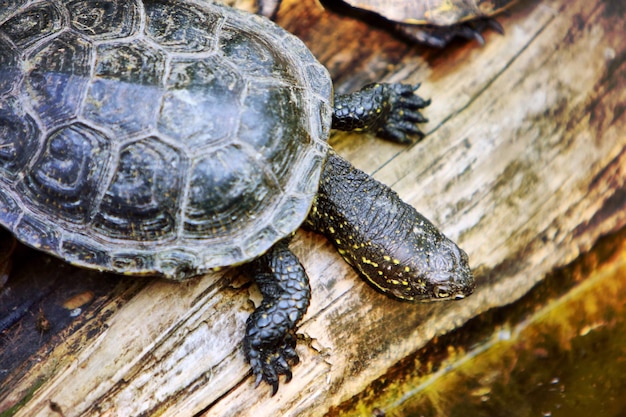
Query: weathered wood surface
1 0 625 415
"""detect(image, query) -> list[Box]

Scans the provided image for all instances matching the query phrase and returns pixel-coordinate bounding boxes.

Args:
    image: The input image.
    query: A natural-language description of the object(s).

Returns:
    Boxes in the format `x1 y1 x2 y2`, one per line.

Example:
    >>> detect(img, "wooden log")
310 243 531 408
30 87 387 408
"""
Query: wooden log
1 0 625 415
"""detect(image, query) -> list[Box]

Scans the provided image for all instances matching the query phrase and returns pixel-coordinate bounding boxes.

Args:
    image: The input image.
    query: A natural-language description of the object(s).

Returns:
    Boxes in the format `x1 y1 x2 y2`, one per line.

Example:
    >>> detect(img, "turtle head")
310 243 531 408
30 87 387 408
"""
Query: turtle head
309 151 474 303
393 227 474 302
352 217 474 302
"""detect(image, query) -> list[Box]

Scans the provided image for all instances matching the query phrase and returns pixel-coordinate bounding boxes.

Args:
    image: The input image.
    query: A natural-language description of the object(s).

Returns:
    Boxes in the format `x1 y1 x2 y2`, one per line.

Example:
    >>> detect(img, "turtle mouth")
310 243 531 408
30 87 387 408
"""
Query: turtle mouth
433 284 452 299
433 283 468 300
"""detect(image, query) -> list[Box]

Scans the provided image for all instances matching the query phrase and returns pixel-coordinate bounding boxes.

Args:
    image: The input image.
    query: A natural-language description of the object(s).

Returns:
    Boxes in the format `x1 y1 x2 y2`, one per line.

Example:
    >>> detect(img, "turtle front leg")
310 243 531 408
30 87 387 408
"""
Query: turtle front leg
243 239 311 395
332 83 431 143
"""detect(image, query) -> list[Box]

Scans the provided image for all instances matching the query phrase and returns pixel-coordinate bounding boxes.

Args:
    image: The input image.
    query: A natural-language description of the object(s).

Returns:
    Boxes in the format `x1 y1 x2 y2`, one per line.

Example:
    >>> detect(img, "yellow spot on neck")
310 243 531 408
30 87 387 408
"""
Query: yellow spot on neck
361 257 379 268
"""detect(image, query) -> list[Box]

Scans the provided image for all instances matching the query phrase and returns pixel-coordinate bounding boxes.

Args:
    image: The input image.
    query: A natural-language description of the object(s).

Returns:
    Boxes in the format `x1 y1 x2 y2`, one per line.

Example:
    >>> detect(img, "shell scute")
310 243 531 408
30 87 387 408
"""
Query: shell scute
156 249 199 281
15 216 59 252
92 137 185 242
1 2 64 49
67 0 139 40
183 145 280 239
0 189 21 229
218 25 298 85
22 31 93 128
18 123 110 223
159 56 244 148
0 98 41 177
84 41 166 137
238 84 309 187
0 38 21 96
61 238 111 269
144 0 221 53
110 251 155 274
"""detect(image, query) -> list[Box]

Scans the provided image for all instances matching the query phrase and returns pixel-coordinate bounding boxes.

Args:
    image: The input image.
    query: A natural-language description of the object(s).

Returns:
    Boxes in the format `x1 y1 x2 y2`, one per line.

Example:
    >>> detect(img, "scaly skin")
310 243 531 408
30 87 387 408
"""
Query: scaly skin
244 239 309 395
307 151 473 301
244 83 474 394
332 83 430 143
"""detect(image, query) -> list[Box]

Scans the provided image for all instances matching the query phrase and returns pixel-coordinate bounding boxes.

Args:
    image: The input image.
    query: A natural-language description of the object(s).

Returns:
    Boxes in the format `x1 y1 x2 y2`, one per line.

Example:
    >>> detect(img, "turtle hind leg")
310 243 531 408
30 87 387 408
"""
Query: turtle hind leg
395 18 505 48
332 83 430 144
243 239 311 395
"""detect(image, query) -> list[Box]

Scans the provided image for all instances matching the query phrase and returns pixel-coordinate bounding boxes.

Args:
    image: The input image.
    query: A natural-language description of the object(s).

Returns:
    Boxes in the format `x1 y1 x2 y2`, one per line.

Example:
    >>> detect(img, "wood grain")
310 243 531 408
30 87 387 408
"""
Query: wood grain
1 0 625 416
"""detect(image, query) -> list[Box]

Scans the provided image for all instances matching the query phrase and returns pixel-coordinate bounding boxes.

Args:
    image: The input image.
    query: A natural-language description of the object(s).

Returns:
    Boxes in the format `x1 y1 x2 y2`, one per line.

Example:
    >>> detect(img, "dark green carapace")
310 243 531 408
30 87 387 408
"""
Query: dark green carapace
0 0 473 395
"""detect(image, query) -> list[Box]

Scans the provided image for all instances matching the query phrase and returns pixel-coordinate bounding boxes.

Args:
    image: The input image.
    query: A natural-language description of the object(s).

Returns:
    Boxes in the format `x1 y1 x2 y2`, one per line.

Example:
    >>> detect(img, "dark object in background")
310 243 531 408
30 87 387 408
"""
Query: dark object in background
258 0 516 47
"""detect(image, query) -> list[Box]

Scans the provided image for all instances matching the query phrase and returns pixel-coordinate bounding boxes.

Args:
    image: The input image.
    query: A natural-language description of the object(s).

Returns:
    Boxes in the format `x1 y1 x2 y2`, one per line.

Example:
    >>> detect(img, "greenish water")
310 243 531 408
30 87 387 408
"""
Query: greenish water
335 229 626 417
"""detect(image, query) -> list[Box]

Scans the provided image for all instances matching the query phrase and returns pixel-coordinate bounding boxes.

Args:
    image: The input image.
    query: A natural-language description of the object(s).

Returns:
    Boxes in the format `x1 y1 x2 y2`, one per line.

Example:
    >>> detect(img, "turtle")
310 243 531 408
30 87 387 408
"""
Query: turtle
0 0 474 393
257 0 517 47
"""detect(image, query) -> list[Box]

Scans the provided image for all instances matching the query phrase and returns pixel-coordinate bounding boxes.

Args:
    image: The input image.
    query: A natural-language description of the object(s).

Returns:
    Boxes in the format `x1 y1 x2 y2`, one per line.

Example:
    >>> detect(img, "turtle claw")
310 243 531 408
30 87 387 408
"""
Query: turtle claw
248 342 298 395
253 371 264 388
376 83 430 143
331 82 430 141
471 31 486 46
455 17 507 45
487 18 505 35
395 17 505 48
282 367 293 384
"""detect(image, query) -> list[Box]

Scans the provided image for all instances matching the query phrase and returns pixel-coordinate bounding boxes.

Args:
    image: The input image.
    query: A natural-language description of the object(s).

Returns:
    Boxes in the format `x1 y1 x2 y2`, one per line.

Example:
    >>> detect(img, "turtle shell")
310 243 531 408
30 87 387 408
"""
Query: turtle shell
343 0 516 26
0 0 332 280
